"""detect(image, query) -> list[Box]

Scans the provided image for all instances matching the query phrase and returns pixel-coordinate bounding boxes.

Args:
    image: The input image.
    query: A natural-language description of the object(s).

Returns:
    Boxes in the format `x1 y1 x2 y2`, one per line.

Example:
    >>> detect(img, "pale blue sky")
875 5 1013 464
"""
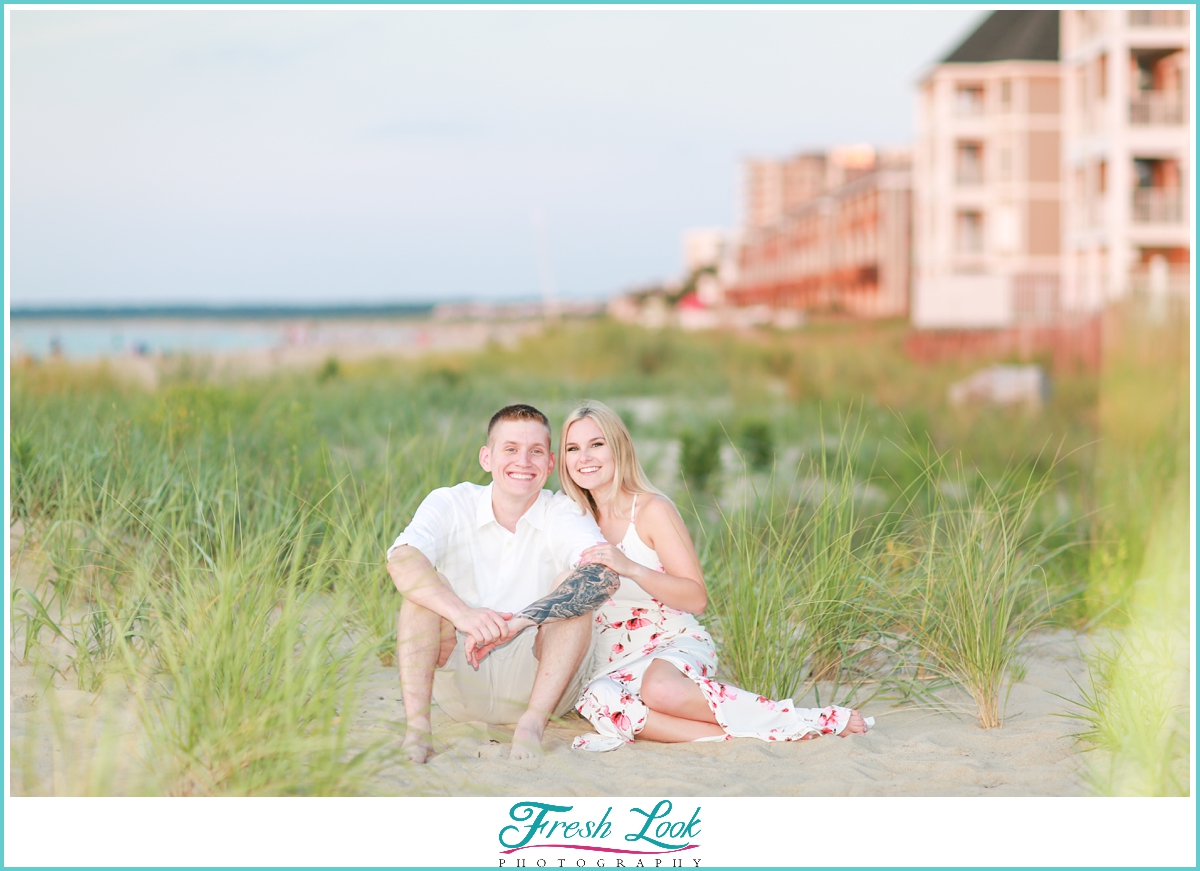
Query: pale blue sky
10 8 983 306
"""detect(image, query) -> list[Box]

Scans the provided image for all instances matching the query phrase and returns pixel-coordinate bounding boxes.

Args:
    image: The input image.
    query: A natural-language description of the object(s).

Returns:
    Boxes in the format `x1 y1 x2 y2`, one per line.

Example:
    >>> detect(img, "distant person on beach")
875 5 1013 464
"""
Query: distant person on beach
385 404 617 763
554 400 870 750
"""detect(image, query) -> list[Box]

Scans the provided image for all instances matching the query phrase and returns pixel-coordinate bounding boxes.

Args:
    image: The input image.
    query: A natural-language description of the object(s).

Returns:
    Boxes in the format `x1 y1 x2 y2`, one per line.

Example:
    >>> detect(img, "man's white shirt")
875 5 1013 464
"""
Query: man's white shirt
388 482 606 615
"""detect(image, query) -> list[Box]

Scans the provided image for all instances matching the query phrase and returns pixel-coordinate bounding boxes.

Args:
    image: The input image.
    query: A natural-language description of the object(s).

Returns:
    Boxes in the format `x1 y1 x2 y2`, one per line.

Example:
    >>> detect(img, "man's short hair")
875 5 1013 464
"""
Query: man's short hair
487 404 552 444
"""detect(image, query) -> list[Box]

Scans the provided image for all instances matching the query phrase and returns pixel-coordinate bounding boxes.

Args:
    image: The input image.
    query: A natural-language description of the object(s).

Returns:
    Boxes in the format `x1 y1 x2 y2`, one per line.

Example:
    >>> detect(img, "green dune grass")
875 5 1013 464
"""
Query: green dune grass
8 307 1189 794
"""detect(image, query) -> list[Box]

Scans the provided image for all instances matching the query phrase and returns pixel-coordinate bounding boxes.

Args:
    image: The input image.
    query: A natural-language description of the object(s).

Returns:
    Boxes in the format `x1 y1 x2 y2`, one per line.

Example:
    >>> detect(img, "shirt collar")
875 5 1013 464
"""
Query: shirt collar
475 483 497 529
474 482 549 531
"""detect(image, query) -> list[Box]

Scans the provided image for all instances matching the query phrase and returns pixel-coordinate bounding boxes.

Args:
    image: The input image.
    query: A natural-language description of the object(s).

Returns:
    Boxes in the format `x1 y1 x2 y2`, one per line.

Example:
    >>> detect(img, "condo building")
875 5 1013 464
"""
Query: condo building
911 10 1064 330
1061 9 1191 311
728 146 913 318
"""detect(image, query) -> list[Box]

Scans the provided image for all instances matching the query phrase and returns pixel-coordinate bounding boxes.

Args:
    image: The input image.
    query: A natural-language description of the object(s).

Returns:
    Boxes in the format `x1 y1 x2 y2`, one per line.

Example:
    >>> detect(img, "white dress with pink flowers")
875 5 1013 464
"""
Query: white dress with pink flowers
571 495 866 752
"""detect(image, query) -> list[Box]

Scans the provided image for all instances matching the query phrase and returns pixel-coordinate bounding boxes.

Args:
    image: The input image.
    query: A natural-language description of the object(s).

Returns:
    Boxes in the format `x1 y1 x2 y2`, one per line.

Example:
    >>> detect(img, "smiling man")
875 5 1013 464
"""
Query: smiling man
386 404 618 763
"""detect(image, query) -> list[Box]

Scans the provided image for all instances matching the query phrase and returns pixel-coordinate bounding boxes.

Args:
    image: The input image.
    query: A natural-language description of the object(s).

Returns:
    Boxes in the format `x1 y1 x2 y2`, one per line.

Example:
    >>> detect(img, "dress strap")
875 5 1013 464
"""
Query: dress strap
630 493 638 524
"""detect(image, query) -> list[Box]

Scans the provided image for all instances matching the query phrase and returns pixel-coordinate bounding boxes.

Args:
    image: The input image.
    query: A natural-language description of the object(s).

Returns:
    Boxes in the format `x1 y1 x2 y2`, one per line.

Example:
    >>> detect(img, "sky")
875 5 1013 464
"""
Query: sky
8 7 984 307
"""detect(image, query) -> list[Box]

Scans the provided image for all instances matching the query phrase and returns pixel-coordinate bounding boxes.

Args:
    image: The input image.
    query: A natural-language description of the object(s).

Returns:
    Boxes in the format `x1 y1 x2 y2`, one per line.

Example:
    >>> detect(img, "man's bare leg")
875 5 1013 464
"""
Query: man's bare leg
397 598 456 764
510 613 591 760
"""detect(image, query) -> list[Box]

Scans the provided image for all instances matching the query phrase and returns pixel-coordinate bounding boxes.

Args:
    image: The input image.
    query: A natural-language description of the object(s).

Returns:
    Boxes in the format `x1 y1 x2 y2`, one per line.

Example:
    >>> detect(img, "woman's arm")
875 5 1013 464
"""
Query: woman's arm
579 495 707 613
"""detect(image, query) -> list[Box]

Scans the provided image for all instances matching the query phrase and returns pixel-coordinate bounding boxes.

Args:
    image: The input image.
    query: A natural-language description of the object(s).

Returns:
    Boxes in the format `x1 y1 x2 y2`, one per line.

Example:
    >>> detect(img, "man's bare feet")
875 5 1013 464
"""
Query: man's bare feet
509 712 547 761
402 729 434 764
840 710 868 736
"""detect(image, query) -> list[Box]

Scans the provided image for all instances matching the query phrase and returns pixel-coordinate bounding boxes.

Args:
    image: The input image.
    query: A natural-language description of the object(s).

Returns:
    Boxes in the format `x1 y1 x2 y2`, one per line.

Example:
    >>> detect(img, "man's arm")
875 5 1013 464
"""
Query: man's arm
513 562 620 624
464 562 619 666
387 545 512 646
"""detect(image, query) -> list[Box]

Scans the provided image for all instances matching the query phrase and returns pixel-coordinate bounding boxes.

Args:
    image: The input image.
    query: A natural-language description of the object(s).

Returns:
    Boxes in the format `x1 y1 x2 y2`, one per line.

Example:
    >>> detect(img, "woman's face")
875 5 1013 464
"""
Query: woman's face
563 416 615 492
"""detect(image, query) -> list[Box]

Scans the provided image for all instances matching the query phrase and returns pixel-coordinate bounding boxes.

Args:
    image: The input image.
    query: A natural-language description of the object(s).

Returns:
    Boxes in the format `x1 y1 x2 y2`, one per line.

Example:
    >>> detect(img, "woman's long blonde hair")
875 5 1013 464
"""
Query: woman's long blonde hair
559 400 662 522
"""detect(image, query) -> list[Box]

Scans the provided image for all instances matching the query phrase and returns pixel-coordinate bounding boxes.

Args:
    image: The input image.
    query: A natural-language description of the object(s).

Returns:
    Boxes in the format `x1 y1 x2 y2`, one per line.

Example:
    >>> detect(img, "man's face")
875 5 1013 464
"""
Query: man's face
479 419 555 501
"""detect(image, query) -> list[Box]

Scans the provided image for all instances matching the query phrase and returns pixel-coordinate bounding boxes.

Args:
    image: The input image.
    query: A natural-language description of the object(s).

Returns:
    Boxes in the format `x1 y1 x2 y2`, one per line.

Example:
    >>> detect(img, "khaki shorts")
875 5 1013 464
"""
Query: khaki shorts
433 625 595 725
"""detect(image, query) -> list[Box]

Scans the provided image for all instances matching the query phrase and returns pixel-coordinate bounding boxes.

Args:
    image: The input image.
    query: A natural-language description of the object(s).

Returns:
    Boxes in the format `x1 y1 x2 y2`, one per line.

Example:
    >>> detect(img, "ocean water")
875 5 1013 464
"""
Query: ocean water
8 318 428 360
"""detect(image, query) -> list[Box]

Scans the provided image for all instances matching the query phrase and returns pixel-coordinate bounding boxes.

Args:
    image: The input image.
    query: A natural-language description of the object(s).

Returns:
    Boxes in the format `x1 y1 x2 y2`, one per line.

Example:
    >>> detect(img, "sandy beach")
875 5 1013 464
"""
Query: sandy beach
354 629 1092 797
9 624 1092 798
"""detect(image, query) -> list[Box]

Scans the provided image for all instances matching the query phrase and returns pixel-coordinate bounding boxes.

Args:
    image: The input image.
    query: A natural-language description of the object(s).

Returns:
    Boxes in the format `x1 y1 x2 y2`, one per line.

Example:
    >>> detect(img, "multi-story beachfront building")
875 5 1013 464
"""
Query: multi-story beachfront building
727 146 913 318
911 10 1064 331
1061 9 1191 311
742 153 831 231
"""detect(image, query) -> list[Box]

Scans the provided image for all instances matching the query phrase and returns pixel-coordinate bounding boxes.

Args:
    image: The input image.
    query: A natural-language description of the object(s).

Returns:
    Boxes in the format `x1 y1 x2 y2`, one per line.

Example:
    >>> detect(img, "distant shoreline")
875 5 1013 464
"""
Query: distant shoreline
9 303 439 321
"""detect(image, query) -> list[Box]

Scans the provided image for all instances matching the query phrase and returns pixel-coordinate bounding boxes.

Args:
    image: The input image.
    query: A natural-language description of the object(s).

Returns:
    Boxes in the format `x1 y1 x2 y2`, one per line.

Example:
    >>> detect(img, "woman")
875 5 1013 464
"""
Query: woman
559 400 870 752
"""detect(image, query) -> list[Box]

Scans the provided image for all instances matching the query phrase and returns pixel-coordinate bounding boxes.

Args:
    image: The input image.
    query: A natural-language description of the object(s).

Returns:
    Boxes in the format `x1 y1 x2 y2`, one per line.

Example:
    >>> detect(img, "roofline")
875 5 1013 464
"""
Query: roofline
918 57 1061 85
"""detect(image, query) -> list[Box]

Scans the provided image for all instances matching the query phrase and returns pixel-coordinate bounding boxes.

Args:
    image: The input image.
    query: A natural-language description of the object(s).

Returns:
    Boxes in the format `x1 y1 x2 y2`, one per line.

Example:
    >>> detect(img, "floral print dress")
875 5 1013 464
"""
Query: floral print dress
572 496 870 752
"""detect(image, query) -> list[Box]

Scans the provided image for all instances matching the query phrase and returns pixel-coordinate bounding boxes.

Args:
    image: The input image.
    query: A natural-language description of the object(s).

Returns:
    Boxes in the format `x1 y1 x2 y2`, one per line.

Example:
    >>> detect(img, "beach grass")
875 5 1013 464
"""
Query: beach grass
891 444 1071 728
8 309 1187 794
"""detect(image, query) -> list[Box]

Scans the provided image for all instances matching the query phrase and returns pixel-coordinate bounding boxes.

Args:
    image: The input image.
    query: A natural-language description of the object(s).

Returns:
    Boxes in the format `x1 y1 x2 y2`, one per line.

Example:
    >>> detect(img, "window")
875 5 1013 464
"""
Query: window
956 210 984 254
955 84 985 116
1097 53 1108 100
999 148 1012 181
1135 55 1155 92
1000 79 1012 109
1134 158 1155 188
957 141 983 185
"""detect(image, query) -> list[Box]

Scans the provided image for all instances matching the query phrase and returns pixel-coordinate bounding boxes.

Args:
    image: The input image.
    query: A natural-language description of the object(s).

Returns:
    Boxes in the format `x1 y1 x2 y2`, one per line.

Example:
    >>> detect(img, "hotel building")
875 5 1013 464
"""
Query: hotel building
1060 9 1191 311
911 10 1064 331
728 146 913 318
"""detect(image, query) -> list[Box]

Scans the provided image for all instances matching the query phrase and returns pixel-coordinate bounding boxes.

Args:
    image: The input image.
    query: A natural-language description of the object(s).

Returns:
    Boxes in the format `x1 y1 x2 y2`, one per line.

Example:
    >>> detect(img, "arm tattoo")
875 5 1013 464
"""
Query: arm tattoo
515 563 620 625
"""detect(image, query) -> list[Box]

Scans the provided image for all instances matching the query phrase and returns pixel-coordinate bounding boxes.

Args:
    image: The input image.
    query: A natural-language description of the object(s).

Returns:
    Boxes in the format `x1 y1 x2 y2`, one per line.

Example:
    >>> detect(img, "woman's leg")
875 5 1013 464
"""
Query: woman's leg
639 659 719 724
640 658 867 741
637 708 726 743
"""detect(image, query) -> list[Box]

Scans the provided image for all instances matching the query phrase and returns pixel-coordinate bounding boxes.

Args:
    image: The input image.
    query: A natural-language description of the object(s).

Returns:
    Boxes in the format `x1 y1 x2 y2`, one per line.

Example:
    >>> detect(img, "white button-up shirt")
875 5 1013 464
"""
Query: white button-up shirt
388 482 606 615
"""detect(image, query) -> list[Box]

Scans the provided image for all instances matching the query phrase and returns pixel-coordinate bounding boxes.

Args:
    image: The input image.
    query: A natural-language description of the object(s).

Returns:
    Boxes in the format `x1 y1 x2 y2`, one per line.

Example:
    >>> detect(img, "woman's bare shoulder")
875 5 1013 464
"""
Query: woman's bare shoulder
637 493 688 534
637 493 701 575
636 492 677 519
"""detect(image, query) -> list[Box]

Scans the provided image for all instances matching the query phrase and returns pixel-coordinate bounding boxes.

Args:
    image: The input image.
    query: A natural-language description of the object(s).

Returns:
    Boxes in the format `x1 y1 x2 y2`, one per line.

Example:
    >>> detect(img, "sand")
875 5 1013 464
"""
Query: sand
9 626 1093 797
350 631 1092 797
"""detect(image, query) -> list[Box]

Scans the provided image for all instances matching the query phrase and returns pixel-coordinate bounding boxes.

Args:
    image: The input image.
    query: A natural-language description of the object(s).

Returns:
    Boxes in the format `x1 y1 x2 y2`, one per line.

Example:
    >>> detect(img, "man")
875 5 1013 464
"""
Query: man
386 404 619 762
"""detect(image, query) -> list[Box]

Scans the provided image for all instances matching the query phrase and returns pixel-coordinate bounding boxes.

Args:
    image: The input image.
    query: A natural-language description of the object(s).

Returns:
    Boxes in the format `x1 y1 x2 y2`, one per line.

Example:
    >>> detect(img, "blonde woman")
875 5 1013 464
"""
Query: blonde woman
560 400 870 751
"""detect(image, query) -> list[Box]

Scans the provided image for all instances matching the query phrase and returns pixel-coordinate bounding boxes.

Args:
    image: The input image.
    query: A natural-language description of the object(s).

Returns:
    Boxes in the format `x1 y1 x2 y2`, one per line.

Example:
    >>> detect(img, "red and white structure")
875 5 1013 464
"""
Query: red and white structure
727 146 913 318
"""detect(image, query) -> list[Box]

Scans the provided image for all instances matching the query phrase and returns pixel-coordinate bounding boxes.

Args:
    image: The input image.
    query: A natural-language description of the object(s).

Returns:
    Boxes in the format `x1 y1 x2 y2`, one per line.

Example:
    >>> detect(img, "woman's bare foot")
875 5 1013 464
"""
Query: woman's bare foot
840 710 867 736
509 712 547 761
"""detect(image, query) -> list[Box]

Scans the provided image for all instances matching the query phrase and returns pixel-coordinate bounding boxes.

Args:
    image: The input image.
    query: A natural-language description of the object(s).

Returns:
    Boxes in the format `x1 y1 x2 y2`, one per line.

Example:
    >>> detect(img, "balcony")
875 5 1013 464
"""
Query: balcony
1132 188 1183 223
956 143 983 186
1130 91 1187 125
954 86 985 117
1128 265 1191 297
1012 273 1061 324
1129 10 1188 28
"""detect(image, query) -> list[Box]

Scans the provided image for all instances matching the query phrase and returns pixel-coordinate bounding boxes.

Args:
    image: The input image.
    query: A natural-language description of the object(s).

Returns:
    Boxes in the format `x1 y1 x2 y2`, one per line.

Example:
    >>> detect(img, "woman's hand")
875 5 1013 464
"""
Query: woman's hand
579 543 640 580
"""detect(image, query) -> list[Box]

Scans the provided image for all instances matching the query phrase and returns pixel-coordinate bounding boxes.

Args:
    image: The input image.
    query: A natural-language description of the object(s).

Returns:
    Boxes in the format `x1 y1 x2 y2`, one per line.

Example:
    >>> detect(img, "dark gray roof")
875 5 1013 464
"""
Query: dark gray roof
942 10 1059 64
